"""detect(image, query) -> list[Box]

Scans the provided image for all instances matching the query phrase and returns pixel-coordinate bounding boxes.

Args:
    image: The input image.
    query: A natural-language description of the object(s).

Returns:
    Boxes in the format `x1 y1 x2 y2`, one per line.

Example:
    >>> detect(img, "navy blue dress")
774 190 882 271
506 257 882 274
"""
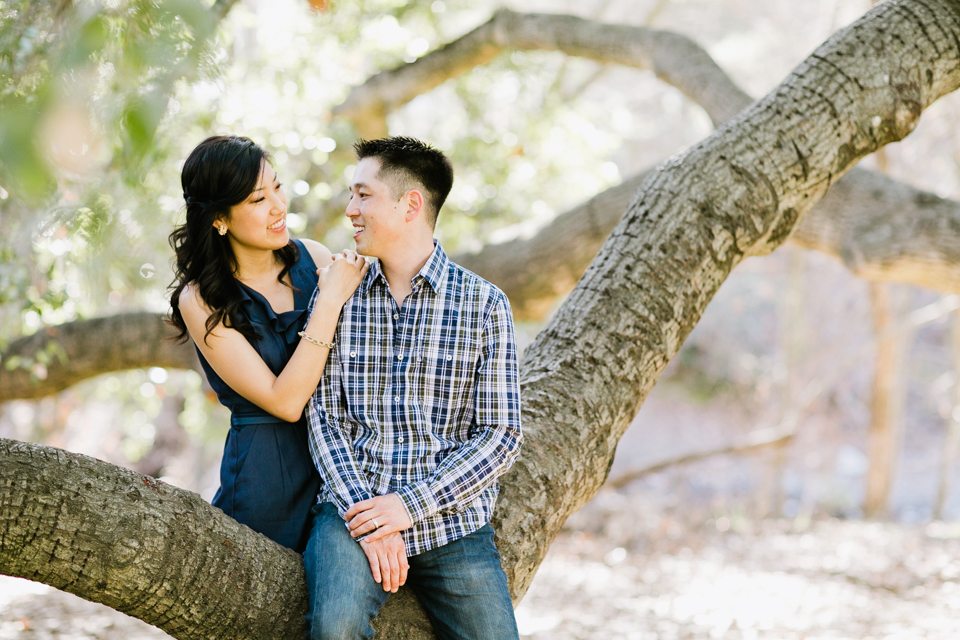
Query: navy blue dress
197 239 323 553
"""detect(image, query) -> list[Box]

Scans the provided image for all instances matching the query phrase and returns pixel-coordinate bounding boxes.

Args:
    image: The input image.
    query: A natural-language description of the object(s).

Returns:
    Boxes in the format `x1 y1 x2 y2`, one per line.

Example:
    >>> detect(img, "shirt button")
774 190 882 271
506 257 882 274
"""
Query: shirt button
397 354 403 360
394 396 400 403
398 436 404 443
446 355 453 361
393 313 399 320
350 351 357 358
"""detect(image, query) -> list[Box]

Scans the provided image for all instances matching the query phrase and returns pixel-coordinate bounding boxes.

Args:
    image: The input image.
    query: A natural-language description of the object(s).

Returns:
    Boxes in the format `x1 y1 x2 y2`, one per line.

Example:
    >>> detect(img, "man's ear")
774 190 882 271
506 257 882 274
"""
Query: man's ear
404 189 426 223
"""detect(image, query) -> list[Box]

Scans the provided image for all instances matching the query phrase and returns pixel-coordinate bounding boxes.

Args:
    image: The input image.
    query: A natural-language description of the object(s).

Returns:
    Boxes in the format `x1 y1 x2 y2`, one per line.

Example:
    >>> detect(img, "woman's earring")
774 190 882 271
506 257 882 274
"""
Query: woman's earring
217 224 227 236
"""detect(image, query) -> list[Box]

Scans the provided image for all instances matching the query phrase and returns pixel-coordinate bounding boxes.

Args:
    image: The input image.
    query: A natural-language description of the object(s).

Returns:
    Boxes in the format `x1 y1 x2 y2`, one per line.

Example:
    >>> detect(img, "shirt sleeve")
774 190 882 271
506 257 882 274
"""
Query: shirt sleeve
396 291 523 524
305 290 375 518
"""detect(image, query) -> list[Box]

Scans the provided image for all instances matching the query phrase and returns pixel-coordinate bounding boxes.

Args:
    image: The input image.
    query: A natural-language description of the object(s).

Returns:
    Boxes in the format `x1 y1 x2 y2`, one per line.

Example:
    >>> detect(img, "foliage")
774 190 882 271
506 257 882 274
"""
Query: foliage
0 0 637 346
0 0 219 344
0 0 673 462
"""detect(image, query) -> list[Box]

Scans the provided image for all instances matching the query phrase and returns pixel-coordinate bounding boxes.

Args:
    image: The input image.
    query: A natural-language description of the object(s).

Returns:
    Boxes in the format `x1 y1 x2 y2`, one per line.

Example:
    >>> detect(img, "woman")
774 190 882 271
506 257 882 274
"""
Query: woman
168 135 367 552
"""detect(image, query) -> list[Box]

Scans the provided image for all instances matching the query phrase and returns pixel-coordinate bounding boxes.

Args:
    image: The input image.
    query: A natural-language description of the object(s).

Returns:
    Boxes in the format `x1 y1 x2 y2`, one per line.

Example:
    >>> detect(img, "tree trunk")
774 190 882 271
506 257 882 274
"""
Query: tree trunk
864 283 901 518
935 308 960 519
3 2 960 638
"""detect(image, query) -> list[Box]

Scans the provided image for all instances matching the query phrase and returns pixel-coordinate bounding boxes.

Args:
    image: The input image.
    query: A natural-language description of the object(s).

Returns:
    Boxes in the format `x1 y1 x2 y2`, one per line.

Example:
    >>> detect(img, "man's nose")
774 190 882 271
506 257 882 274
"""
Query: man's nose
345 195 359 216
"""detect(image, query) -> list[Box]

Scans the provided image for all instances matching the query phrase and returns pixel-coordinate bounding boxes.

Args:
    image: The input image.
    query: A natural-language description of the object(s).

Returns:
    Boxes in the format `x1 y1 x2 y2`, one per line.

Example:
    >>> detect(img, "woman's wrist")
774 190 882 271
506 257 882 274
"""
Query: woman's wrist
313 288 347 310
305 297 340 337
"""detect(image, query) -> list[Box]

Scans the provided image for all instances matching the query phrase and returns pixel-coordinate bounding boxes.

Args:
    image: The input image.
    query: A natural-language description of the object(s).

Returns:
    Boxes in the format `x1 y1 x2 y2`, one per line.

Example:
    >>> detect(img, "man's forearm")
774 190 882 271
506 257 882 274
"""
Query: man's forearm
396 422 522 522
306 404 375 511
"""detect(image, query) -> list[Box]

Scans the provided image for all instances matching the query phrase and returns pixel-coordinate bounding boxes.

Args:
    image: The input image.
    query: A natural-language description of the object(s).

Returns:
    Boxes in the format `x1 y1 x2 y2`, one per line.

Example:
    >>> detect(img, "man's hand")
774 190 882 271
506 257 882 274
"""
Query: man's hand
359 531 408 592
346 493 413 543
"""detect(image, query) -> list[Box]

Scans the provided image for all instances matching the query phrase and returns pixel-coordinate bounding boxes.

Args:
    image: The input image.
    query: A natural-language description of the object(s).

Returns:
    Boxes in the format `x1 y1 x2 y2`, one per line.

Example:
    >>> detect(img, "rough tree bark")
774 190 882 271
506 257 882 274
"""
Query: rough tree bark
0 439 310 638
3 1 959 638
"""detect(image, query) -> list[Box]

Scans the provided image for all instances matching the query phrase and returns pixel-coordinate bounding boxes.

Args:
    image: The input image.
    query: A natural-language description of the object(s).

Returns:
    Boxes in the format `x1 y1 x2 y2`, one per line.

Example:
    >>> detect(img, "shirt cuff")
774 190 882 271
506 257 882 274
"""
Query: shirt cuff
396 480 441 524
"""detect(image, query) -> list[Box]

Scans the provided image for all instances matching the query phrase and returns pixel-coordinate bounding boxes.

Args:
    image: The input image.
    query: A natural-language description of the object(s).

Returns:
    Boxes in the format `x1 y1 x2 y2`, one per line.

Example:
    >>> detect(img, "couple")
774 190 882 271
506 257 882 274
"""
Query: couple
168 134 523 639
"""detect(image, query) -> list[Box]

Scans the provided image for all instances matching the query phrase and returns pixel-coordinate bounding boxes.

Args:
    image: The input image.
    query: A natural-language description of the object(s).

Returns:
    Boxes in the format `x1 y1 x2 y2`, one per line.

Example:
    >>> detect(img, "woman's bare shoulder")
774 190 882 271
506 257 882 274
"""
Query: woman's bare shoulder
299 238 334 266
177 282 211 317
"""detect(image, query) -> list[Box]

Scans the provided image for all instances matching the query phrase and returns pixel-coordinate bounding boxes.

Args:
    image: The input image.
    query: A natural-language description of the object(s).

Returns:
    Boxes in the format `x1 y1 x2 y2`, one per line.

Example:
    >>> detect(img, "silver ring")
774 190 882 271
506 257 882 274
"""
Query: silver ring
372 518 380 529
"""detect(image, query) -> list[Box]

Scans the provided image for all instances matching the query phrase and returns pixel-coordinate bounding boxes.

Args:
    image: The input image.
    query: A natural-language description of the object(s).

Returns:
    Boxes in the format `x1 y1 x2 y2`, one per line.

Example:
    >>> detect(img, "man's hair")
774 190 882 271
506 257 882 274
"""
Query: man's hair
353 136 454 228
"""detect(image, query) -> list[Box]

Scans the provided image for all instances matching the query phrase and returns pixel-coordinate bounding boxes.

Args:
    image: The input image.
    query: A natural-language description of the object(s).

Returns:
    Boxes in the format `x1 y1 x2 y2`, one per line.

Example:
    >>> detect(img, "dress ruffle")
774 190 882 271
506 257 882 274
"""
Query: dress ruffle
236 261 317 345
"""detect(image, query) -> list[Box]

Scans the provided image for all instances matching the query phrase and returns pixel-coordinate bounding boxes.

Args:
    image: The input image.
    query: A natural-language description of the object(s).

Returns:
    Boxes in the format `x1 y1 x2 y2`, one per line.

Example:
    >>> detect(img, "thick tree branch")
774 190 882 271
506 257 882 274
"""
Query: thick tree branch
790 168 960 290
0 438 434 639
497 0 960 602
336 9 960 319
0 438 309 640
454 165 960 319
0 312 197 403
334 9 750 137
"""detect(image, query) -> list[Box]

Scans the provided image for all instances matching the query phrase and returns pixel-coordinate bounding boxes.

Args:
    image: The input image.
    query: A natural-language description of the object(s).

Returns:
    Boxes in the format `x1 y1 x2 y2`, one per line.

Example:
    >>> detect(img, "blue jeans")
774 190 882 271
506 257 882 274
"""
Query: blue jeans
303 502 519 640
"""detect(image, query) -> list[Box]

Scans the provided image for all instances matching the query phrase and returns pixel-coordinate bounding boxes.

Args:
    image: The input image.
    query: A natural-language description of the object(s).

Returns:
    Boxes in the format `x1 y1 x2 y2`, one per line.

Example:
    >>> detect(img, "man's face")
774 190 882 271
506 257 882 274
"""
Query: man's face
346 157 407 258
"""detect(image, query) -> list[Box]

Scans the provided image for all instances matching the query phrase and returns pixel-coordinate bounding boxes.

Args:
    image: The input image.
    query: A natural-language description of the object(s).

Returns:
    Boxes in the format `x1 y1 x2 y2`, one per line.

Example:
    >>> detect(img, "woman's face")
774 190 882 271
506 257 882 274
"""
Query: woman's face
219 161 288 251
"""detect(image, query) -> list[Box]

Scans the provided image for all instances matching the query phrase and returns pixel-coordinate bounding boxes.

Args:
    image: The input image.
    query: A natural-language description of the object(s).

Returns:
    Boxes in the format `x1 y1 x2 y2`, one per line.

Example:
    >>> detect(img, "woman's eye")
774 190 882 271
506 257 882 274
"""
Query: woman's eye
275 183 282 190
253 196 265 203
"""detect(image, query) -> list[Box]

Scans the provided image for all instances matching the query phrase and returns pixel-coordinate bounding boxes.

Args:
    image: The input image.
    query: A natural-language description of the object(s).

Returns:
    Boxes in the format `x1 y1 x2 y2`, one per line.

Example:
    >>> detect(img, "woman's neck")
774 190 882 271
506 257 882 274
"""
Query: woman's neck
231 241 281 285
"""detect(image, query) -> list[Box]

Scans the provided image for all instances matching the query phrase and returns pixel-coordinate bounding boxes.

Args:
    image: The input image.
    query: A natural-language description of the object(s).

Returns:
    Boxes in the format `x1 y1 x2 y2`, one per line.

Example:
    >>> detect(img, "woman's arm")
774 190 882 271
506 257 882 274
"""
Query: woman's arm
179 249 367 422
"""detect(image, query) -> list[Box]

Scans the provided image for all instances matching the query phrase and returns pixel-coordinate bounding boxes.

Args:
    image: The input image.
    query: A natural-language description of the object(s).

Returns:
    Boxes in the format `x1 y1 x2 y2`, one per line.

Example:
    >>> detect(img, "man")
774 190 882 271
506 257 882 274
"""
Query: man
303 136 523 640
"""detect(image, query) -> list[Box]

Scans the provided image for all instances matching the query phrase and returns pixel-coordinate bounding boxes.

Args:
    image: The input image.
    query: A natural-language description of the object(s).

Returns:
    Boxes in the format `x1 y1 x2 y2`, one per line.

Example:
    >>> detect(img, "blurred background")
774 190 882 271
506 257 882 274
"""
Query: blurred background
3 0 960 638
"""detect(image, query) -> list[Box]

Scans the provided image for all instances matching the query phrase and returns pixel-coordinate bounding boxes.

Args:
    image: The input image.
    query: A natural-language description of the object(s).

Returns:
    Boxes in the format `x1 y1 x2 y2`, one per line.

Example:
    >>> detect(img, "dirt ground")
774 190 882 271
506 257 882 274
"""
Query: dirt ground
5 506 960 640
516 516 960 639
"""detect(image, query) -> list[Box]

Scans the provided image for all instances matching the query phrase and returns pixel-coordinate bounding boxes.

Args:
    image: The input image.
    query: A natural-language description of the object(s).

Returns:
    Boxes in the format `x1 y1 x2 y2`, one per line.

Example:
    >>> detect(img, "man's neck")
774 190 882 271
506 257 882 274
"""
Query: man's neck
379 236 436 307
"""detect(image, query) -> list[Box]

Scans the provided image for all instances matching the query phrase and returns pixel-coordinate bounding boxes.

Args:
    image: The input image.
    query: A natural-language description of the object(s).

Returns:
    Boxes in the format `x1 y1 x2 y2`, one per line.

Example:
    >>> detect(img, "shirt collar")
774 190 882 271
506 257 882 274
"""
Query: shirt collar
361 240 448 295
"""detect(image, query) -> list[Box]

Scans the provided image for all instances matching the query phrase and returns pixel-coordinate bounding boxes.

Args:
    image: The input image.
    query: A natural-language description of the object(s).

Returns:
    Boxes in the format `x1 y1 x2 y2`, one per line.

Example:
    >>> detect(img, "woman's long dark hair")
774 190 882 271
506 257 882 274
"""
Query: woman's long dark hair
168 135 299 345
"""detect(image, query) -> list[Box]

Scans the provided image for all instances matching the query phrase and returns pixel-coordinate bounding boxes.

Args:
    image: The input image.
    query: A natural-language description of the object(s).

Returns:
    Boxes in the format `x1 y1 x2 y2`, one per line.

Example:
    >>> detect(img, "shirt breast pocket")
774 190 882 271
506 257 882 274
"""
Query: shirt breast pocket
418 334 480 414
340 341 373 422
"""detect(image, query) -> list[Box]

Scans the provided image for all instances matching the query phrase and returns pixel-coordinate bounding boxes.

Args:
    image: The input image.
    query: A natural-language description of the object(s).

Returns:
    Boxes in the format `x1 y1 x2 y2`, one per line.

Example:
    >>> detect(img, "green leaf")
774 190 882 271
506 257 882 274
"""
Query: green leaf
121 89 167 158
63 13 111 67
0 97 57 201
161 0 218 41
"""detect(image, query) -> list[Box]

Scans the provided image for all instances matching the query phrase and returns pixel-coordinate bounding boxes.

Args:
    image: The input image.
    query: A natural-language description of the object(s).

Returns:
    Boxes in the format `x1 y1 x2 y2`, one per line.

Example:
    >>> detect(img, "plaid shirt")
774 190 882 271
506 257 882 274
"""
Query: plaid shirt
306 241 523 557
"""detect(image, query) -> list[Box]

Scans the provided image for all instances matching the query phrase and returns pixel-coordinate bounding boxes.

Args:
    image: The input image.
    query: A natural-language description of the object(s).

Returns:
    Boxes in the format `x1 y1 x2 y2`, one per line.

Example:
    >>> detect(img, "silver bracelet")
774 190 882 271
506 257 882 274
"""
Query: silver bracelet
298 331 335 349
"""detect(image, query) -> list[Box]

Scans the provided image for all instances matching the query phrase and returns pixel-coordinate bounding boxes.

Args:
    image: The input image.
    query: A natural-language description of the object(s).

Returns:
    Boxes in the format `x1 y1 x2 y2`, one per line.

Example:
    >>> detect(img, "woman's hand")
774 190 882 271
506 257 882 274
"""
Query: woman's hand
316 250 368 307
